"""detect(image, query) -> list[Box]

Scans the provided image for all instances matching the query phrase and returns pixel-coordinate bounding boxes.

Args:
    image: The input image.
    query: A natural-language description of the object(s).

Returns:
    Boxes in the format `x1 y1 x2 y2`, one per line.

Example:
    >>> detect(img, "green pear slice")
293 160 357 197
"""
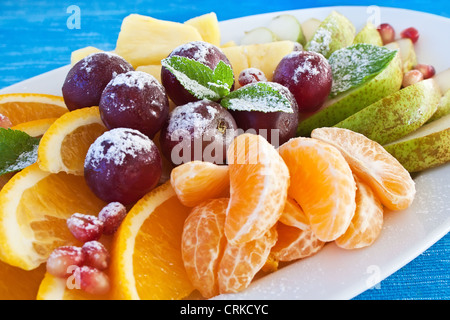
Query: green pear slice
396 38 417 73
334 79 441 145
432 68 450 94
240 27 277 45
301 18 321 43
305 11 355 58
427 89 450 123
353 22 383 46
383 114 450 172
268 14 306 45
297 52 402 137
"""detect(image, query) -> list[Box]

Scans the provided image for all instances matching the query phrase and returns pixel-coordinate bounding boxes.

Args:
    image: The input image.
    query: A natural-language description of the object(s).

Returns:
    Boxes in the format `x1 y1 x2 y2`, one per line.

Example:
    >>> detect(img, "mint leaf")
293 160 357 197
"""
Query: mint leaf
0 128 40 175
220 82 293 113
328 43 398 97
161 56 234 101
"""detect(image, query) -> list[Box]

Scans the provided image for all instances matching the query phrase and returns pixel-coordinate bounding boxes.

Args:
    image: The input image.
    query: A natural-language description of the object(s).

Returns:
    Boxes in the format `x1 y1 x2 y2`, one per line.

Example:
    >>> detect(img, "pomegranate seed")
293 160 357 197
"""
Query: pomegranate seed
400 27 419 43
82 241 110 270
377 23 395 44
402 70 423 87
46 246 85 278
73 266 110 295
98 202 127 235
238 68 267 87
67 213 103 243
0 114 12 129
413 64 436 79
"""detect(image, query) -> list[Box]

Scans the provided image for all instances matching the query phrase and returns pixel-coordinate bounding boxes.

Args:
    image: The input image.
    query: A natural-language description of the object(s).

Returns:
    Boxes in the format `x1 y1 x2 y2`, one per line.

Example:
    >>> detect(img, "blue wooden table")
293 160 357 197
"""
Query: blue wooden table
0 0 449 300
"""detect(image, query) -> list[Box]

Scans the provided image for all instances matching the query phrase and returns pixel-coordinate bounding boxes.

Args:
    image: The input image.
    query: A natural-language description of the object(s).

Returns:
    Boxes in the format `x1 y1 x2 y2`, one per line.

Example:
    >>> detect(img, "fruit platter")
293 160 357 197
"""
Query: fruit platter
0 6 449 300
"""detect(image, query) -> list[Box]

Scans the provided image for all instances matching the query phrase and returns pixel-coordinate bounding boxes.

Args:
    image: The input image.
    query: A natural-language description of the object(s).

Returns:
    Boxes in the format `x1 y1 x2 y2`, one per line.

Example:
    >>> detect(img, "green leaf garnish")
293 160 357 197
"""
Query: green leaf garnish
0 128 40 176
220 82 293 113
161 56 234 101
328 43 398 97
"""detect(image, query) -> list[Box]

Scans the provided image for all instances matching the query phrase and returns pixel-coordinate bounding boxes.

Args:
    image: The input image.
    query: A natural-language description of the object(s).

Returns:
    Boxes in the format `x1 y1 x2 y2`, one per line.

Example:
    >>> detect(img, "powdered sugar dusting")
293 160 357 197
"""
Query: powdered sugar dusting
109 70 163 91
85 128 154 168
307 27 332 57
172 41 213 65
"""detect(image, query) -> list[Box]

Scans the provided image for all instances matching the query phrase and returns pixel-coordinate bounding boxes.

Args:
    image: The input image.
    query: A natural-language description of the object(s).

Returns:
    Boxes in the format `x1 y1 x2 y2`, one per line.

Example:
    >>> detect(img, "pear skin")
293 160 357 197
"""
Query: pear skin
305 11 355 58
383 114 450 172
297 52 402 137
334 79 441 145
427 89 450 123
353 22 383 46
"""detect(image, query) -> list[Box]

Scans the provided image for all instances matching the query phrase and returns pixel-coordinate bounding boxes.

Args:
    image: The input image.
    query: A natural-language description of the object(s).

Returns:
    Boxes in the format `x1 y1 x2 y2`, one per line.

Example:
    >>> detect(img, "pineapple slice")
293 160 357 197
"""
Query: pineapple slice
221 40 237 48
222 40 296 86
115 14 203 68
184 12 221 47
70 46 103 65
136 65 162 83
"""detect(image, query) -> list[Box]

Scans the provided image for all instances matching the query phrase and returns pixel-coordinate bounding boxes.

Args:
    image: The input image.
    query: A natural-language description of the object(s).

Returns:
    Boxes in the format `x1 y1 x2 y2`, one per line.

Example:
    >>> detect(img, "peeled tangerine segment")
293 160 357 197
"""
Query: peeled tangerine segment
278 137 356 242
335 175 384 249
311 127 416 211
170 161 229 207
181 198 228 298
225 133 289 244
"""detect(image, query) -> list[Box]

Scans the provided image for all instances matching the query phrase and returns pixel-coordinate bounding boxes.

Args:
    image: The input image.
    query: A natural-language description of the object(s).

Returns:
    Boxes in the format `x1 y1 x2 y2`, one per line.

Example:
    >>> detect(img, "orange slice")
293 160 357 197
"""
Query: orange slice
311 127 416 211
170 161 229 207
225 133 289 244
0 93 68 126
218 226 277 294
0 262 46 300
109 181 194 300
270 222 324 262
37 106 107 175
279 197 310 231
0 163 106 270
181 198 228 298
11 118 57 137
335 175 384 249
278 137 356 242
36 272 111 300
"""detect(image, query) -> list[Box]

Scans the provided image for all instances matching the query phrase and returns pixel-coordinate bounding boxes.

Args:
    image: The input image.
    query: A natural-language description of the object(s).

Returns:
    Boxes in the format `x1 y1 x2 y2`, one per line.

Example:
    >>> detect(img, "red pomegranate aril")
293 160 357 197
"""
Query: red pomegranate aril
402 69 423 87
46 246 85 278
0 114 12 128
98 202 127 235
238 68 267 87
81 241 110 270
413 64 436 79
67 213 104 243
377 23 395 44
73 266 110 295
400 27 419 43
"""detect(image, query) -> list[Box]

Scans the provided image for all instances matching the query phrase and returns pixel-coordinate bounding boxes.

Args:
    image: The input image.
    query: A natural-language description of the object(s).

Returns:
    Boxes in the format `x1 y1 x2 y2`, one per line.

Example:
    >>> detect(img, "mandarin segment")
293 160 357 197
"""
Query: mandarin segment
271 222 324 262
225 133 289 244
311 127 416 211
335 175 384 249
279 197 310 231
181 198 228 298
170 161 230 207
218 226 278 294
278 137 356 242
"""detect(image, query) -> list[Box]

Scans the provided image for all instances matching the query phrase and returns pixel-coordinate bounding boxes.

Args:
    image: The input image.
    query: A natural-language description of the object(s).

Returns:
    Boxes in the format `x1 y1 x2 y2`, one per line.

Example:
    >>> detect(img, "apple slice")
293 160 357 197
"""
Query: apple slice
334 78 441 145
301 18 321 43
395 38 417 73
432 68 450 94
240 27 277 45
383 114 450 172
268 14 306 45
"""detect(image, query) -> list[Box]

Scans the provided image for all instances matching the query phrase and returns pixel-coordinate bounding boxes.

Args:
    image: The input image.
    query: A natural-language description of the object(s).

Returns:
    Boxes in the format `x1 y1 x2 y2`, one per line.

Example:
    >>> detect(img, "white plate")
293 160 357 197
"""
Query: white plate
1 6 449 300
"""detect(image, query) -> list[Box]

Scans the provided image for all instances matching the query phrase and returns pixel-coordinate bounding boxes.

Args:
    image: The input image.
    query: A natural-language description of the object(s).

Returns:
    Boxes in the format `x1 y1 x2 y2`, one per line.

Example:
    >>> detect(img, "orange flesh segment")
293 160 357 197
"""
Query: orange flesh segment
278 137 356 242
0 262 46 300
226 133 289 244
0 102 67 126
60 122 107 172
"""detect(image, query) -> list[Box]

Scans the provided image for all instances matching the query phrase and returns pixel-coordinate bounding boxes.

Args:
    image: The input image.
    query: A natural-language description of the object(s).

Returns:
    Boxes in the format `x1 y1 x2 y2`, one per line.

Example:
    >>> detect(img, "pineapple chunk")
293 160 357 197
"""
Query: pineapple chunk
70 46 103 65
115 14 203 68
222 40 296 87
221 40 237 48
136 65 162 83
184 12 221 47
